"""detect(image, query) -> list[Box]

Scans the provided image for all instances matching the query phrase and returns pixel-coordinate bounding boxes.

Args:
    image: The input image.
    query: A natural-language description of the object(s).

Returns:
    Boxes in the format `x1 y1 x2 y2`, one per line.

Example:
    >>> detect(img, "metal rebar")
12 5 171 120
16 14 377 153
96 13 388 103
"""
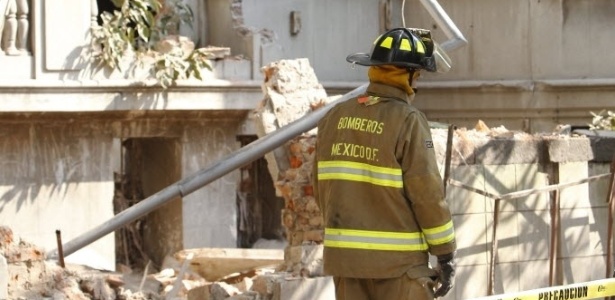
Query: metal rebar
443 124 455 194
488 199 501 295
55 230 65 268
606 154 615 279
549 189 560 286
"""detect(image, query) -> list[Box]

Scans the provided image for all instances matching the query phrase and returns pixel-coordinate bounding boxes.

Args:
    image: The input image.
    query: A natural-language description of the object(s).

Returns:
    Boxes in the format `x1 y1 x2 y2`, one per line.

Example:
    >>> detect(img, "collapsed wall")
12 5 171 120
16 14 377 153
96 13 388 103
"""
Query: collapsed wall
254 58 330 277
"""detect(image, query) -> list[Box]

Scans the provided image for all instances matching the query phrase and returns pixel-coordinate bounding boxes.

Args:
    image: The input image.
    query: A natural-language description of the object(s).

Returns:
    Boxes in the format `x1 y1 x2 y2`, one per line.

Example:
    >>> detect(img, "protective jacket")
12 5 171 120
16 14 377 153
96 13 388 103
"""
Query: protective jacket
314 82 456 279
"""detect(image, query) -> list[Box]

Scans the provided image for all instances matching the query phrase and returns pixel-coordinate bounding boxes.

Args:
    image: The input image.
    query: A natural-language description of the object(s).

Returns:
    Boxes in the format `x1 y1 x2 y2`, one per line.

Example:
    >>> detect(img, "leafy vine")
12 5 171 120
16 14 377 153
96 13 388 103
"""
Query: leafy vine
90 0 212 88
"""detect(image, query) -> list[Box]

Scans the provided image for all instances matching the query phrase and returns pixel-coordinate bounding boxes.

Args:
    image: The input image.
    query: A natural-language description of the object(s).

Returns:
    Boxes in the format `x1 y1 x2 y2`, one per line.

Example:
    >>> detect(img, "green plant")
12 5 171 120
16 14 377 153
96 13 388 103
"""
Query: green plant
589 110 615 131
90 0 212 88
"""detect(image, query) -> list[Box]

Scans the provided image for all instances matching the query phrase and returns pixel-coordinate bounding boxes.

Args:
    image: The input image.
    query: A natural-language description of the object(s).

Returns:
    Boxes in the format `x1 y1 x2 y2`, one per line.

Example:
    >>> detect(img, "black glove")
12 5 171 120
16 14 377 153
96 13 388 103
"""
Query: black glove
434 253 456 298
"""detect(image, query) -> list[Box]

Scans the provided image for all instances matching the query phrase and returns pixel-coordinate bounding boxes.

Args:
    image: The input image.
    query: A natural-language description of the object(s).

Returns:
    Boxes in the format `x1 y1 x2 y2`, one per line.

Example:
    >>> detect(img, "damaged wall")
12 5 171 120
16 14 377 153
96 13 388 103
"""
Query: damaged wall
204 0 615 132
0 121 118 271
0 112 246 271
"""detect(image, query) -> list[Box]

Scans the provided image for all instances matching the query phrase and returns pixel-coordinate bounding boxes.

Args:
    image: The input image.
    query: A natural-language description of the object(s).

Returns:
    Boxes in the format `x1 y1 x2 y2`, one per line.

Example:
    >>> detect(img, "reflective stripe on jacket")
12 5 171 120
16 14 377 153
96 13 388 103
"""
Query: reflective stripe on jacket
314 82 456 279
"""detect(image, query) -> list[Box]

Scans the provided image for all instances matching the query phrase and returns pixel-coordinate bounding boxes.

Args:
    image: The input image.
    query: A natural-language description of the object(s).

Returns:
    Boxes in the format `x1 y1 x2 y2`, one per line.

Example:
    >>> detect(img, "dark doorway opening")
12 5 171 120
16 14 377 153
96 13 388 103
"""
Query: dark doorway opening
113 137 182 271
236 135 285 249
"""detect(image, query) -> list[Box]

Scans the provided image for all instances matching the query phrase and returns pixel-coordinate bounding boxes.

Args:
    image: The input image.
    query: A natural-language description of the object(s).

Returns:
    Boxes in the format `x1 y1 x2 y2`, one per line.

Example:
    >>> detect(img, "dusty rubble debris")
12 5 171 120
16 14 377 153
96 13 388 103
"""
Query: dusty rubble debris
1 225 321 300
0 226 214 300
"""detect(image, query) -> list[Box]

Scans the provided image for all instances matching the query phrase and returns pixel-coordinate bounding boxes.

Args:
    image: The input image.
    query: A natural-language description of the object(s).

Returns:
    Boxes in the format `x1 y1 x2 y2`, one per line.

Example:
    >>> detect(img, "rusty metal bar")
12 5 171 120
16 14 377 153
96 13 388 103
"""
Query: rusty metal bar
443 124 455 194
55 230 65 268
451 168 614 291
606 155 615 279
549 189 560 286
488 199 501 295
447 179 500 199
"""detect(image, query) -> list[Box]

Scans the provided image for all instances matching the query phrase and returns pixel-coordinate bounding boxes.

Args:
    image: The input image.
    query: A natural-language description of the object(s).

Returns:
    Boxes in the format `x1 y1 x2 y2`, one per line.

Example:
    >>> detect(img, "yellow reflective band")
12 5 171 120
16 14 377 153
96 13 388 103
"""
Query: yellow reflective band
400 39 412 51
422 221 455 245
416 39 425 54
380 37 393 49
324 228 428 251
470 278 615 300
318 160 403 188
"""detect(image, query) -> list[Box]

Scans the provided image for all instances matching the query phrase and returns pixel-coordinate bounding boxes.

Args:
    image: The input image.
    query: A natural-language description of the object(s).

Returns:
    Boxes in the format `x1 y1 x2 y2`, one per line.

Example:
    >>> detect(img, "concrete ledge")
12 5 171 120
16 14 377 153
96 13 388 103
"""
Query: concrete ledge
435 132 594 166
0 80 263 112
574 130 615 162
473 139 544 165
545 137 594 163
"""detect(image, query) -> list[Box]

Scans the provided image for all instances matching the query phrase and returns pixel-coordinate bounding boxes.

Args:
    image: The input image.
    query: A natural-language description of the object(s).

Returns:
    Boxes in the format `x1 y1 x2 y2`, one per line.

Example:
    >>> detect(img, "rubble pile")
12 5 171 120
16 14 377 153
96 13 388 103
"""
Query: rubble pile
0 226 209 300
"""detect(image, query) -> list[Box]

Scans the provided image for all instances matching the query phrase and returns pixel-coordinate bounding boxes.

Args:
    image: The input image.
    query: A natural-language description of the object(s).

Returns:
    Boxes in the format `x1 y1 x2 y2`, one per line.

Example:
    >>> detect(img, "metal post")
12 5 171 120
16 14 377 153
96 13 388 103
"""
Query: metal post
47 84 368 259
549 189 560 286
443 124 455 194
55 230 65 268
488 199 501 295
606 154 615 279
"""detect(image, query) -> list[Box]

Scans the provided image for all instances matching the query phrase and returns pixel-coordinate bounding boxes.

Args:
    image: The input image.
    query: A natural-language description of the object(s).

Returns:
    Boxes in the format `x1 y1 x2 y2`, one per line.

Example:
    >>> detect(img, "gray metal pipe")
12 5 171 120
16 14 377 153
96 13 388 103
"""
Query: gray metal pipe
47 83 369 259
419 0 468 51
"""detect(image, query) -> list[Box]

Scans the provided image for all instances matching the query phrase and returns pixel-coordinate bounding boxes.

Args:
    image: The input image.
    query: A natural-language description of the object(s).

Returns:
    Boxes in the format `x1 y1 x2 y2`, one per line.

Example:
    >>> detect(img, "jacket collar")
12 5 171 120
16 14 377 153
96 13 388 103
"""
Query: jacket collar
366 82 413 104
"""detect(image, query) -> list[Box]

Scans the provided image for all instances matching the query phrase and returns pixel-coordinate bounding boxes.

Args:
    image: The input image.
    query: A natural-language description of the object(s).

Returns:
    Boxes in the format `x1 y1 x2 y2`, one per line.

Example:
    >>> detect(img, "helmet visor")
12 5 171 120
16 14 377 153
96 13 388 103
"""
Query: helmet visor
433 41 452 73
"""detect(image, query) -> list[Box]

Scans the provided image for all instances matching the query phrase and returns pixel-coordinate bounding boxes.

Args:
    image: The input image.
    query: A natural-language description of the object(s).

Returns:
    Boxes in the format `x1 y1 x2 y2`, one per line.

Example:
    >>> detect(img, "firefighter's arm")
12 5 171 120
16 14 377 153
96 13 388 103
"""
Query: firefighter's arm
399 111 457 256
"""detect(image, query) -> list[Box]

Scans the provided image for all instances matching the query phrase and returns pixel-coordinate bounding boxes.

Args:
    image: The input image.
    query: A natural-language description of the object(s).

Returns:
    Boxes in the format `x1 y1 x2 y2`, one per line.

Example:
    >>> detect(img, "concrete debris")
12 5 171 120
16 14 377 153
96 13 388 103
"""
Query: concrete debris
174 248 284 282
0 226 210 300
254 58 334 182
0 225 330 299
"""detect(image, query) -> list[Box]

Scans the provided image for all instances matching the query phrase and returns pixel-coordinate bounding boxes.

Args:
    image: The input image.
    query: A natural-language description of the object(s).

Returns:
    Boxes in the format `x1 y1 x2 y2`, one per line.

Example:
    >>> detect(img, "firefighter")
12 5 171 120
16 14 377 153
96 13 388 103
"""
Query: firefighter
314 27 457 300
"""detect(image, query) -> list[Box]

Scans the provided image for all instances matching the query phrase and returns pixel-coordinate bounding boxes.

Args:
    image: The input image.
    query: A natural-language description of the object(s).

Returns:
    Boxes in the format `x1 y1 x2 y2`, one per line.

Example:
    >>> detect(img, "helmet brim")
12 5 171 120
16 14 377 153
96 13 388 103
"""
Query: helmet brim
346 53 429 70
346 53 380 66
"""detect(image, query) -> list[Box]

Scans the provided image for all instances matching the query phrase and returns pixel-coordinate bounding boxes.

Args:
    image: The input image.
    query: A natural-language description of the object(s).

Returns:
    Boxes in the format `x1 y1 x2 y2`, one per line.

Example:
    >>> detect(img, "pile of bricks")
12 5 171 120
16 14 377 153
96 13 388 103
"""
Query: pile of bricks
277 135 324 276
0 226 54 300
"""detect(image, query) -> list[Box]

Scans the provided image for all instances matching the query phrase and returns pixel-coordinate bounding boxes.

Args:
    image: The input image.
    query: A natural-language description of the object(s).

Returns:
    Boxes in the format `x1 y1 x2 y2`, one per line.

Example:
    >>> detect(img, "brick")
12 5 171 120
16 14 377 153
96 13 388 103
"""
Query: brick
0 227 13 249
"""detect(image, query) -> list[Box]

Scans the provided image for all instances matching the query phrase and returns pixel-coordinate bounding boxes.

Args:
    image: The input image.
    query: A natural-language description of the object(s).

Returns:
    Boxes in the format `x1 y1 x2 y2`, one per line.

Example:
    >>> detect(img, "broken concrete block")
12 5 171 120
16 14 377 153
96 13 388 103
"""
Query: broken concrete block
271 276 334 300
0 255 7 300
210 281 241 300
187 284 211 300
254 58 328 183
175 248 284 282
283 245 324 277
227 291 261 300
546 136 593 163
251 273 287 296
